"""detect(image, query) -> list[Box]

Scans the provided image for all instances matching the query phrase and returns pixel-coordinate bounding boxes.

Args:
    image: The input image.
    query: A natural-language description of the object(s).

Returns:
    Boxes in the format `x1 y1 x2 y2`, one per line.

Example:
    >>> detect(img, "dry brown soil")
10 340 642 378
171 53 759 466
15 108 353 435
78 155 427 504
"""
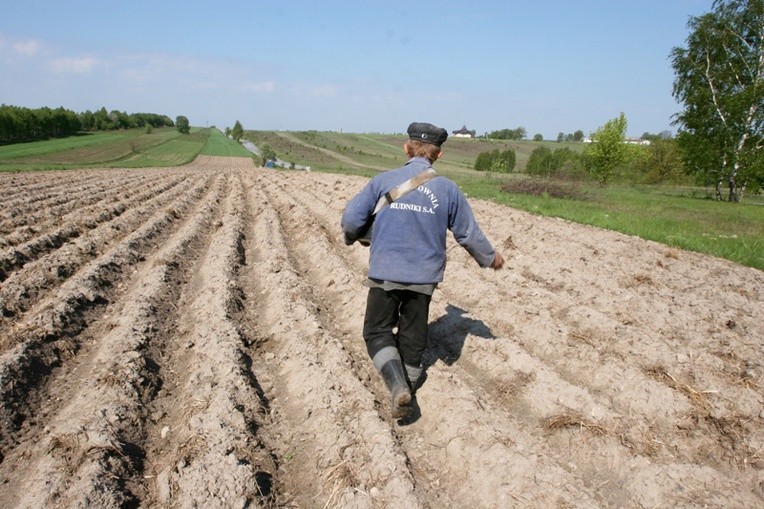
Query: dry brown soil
0 156 762 508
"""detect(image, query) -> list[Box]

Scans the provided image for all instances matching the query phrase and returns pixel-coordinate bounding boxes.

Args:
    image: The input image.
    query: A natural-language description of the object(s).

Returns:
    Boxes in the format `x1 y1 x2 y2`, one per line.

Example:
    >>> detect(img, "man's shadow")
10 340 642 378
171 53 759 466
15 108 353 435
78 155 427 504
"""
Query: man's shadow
423 303 495 369
399 304 495 425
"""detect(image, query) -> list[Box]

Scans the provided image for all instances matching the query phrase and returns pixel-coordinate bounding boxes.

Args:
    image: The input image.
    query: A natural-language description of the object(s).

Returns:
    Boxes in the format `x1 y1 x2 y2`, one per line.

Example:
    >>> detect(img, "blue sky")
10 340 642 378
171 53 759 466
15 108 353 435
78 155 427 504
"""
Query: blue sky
1 1 714 139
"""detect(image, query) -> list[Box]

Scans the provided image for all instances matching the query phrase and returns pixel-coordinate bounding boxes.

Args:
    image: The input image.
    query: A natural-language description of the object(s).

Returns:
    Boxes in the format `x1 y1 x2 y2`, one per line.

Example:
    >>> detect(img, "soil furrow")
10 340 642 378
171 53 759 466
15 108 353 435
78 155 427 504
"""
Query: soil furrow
139 168 277 508
0 173 216 448
0 171 226 508
0 171 185 266
0 172 177 250
0 172 109 211
0 180 129 234
0 175 203 334
1 173 129 217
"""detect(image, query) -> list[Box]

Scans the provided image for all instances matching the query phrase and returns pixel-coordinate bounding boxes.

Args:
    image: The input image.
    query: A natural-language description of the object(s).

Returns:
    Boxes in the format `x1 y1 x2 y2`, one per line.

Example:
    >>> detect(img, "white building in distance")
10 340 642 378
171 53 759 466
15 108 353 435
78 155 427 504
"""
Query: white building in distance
452 125 476 138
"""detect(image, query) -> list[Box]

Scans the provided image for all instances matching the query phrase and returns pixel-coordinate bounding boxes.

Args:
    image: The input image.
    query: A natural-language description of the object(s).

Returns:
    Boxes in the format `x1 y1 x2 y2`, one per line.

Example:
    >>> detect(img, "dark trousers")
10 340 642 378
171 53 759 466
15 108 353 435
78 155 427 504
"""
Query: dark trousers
363 287 431 368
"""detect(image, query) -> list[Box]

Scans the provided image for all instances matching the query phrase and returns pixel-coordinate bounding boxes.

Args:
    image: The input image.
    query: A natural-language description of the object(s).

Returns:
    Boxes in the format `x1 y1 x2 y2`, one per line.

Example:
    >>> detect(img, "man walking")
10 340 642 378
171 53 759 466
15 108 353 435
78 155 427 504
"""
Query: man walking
341 122 504 419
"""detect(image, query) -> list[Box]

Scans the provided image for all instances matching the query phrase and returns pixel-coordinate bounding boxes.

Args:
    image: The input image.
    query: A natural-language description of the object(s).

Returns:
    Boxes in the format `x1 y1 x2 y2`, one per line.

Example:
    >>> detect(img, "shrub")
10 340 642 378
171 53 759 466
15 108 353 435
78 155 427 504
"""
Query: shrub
526 146 553 176
500 179 587 200
527 146 583 179
636 139 687 184
175 115 190 134
474 148 516 173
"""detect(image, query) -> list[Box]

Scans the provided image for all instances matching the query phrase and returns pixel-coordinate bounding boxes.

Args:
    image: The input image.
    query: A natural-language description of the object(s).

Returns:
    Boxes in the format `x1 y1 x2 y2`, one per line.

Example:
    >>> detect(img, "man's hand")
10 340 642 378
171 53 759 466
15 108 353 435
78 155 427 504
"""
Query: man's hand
490 252 505 270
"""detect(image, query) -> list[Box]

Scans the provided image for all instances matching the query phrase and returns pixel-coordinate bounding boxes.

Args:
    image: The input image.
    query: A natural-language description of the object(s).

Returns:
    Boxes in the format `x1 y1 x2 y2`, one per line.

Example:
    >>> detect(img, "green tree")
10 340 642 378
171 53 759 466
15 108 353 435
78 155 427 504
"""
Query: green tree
94 107 110 130
526 147 582 178
526 146 553 176
176 115 190 134
494 149 516 173
639 139 686 184
619 144 652 183
0 104 81 143
474 151 492 171
533 133 543 141
670 0 763 201
557 131 584 142
79 110 95 131
474 149 516 172
110 110 134 129
585 112 628 185
259 143 277 166
487 127 526 140
231 120 244 141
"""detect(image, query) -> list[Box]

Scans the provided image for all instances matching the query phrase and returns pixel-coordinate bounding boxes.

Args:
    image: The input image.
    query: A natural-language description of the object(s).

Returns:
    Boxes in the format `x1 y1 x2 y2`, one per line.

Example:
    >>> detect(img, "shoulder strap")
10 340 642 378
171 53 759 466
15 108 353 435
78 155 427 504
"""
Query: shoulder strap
372 167 437 215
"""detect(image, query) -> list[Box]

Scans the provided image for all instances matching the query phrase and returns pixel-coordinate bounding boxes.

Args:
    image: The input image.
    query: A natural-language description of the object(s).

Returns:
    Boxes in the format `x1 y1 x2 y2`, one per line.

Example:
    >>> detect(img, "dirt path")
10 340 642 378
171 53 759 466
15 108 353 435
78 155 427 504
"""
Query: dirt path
0 156 762 508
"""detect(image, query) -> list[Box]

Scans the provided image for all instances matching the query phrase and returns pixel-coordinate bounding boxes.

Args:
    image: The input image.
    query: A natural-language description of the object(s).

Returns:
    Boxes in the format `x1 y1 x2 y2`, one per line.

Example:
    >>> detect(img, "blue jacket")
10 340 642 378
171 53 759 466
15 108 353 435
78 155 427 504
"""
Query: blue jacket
341 157 496 284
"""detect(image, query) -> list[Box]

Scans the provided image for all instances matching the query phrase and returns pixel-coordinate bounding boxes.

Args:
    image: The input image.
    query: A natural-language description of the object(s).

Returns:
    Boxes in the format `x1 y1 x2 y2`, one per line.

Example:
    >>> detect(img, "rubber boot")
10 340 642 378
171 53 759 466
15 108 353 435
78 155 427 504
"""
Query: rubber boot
370 345 412 418
405 364 423 394
380 359 412 418
379 359 412 419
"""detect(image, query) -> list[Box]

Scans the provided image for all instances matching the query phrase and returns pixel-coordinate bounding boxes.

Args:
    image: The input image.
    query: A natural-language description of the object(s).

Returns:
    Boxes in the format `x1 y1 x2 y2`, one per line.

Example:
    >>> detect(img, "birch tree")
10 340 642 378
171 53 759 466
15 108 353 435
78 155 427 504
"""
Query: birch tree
670 0 763 202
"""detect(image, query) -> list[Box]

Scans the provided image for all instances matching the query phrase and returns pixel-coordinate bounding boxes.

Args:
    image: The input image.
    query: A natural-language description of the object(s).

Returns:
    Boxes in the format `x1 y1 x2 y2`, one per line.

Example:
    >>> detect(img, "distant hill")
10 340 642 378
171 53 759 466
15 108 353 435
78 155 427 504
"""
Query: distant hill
242 130 583 176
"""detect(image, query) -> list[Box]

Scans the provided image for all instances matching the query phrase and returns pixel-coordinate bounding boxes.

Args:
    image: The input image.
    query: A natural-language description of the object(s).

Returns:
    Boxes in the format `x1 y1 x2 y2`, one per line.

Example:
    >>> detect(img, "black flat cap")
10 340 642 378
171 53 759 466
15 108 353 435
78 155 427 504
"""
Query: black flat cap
407 122 448 146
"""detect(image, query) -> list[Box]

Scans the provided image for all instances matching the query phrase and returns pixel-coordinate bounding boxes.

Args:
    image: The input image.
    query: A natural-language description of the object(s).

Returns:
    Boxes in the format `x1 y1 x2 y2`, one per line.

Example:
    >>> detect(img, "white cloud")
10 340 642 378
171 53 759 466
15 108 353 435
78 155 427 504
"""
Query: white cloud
0 35 47 60
12 39 44 56
48 56 98 73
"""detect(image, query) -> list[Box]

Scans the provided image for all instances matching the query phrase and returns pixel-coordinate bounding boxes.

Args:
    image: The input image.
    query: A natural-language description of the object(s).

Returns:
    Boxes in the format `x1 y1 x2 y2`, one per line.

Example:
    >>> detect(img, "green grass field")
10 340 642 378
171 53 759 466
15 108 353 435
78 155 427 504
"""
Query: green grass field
462 174 764 270
2 128 761 270
0 127 253 171
200 128 255 158
0 128 186 170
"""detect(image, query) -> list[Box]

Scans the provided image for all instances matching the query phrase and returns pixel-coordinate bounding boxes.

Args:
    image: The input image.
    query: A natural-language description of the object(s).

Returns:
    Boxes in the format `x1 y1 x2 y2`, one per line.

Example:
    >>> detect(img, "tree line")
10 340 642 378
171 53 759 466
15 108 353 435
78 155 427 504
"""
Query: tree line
0 104 175 145
474 113 687 186
484 127 527 140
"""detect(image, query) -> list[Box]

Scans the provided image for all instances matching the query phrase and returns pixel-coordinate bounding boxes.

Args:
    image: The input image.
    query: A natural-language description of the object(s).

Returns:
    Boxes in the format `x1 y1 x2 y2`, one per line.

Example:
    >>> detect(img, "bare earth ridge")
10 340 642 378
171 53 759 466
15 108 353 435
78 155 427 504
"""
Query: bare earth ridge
0 155 762 508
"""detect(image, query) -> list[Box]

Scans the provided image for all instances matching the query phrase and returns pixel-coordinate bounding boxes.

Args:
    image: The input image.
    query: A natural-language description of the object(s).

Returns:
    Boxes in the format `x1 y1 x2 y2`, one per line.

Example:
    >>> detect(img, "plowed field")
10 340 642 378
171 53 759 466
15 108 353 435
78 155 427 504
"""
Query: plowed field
0 155 762 508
